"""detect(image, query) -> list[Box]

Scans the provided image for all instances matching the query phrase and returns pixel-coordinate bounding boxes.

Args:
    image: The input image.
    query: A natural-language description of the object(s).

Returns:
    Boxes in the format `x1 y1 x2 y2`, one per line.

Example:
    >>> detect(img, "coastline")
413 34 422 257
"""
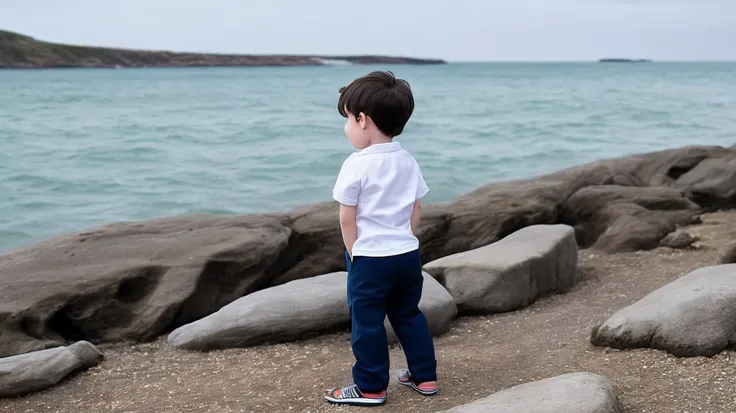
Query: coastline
0 143 735 411
0 29 446 69
1 142 734 351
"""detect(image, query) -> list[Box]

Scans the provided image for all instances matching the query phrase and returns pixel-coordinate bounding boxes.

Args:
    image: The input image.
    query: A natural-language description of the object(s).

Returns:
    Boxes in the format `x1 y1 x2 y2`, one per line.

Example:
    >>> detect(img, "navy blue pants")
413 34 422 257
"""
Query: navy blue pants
346 249 437 393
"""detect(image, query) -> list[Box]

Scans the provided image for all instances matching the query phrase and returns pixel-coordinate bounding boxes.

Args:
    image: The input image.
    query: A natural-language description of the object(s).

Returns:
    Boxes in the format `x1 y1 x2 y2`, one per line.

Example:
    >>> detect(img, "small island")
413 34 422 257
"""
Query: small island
0 29 446 69
598 58 652 63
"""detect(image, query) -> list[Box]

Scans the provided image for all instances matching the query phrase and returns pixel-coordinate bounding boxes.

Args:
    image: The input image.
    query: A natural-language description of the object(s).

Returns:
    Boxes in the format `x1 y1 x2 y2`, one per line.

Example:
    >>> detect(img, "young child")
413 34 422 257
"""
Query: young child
323 71 438 406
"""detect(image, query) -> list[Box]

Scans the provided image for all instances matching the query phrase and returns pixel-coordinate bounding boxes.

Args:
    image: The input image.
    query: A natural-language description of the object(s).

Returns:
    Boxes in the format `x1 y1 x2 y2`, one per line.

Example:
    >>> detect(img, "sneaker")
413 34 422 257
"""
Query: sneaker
323 384 387 406
397 370 437 396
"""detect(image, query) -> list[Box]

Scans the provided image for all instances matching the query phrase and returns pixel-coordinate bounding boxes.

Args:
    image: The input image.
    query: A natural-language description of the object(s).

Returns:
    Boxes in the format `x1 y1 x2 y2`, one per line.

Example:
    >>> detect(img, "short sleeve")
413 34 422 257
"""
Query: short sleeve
333 157 362 206
416 169 429 200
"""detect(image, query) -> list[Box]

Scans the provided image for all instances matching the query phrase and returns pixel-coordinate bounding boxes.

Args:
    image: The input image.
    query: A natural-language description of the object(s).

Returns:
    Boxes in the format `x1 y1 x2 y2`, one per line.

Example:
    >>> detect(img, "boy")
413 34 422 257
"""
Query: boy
323 71 438 407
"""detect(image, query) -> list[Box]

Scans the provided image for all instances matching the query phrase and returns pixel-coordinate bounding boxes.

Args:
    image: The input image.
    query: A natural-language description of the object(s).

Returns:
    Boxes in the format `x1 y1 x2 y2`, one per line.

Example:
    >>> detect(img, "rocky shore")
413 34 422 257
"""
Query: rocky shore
0 30 445 69
1 143 735 412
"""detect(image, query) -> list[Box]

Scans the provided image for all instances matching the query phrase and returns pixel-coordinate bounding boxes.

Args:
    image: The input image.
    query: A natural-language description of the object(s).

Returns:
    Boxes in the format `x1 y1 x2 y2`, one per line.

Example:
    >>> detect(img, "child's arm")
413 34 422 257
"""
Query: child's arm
412 165 429 236
410 199 421 235
333 157 361 257
339 204 358 257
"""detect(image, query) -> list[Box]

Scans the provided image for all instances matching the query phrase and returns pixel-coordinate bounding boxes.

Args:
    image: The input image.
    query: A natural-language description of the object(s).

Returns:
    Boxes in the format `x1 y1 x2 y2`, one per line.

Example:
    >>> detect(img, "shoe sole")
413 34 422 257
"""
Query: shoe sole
324 395 386 406
397 378 438 396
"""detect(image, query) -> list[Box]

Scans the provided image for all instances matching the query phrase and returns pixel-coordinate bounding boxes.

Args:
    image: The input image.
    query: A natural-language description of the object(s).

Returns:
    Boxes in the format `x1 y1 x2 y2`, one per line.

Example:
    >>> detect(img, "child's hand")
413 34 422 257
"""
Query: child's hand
344 251 352 272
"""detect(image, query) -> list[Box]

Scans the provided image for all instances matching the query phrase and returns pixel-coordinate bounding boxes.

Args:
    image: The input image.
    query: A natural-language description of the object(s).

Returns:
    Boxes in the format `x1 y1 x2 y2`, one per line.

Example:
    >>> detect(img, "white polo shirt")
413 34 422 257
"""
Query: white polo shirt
332 141 429 257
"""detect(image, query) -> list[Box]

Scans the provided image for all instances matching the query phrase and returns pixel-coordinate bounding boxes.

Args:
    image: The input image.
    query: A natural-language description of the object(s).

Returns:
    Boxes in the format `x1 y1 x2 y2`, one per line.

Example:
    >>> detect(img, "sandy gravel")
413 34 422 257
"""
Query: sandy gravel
2 211 736 413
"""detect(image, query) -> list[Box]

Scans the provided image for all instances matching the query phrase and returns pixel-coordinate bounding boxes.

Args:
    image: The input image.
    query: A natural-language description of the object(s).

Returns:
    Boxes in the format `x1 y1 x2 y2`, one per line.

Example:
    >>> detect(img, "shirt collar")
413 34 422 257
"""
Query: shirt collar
355 141 402 155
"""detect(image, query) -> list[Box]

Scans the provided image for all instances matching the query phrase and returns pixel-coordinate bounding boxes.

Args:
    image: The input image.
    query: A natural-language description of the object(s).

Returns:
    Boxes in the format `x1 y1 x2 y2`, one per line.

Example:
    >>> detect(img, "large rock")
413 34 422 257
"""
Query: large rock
0 214 292 357
268 202 343 287
717 241 736 264
423 225 578 315
0 341 103 397
168 272 456 350
436 372 621 413
670 155 736 209
561 186 700 252
2 145 735 356
435 145 735 259
591 264 736 357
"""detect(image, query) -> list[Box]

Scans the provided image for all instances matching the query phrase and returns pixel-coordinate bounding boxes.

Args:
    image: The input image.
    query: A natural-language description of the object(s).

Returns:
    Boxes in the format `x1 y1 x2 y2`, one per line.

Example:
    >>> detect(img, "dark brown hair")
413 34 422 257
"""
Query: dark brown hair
338 71 415 137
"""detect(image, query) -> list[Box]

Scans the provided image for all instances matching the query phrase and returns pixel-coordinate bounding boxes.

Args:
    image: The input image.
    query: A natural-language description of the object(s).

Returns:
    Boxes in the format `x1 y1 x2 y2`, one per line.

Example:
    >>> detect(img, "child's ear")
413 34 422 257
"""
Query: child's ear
358 112 368 129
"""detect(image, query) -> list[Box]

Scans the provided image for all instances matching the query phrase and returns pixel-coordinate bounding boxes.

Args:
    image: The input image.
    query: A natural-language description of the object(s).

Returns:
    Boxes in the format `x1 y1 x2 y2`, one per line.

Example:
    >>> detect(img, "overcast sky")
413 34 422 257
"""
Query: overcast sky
2 0 735 61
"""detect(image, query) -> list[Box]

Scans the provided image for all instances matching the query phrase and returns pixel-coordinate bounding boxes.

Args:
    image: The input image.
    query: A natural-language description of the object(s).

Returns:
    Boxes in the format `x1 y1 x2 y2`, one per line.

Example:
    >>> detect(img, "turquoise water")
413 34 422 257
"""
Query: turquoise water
1 63 735 253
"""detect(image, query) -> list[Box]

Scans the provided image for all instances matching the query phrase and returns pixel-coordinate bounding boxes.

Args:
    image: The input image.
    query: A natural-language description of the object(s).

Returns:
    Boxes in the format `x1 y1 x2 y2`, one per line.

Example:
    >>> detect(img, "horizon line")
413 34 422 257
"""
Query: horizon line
5 29 736 64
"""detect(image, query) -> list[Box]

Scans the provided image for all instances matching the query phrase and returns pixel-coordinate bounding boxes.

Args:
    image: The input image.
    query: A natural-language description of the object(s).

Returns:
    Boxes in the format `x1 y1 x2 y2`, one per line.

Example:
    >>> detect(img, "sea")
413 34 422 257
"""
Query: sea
1 62 734 253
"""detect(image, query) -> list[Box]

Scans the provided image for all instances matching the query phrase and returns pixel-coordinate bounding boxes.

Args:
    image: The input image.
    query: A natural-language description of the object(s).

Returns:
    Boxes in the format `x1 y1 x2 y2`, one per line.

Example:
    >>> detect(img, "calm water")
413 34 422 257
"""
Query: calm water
1 63 735 252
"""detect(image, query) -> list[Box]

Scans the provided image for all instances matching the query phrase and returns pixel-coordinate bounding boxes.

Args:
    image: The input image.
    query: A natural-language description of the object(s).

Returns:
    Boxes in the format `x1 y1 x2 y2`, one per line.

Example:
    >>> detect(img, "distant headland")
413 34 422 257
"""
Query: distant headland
598 58 652 63
0 30 446 69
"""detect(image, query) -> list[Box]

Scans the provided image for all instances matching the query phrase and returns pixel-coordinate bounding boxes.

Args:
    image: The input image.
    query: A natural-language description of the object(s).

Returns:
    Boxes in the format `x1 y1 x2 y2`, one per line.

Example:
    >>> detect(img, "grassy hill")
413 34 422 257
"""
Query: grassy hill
0 29 446 68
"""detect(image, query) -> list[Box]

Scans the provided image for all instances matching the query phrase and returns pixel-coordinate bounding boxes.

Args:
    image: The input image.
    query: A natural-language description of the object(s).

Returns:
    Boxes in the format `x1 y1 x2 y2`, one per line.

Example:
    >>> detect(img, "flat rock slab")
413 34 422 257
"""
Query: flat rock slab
168 272 456 351
591 264 736 357
436 372 621 413
0 341 103 397
423 224 578 315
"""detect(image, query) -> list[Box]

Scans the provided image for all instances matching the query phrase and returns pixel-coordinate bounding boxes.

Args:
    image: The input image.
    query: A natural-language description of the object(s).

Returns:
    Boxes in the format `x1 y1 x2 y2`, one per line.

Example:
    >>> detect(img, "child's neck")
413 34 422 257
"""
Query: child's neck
368 135 393 146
